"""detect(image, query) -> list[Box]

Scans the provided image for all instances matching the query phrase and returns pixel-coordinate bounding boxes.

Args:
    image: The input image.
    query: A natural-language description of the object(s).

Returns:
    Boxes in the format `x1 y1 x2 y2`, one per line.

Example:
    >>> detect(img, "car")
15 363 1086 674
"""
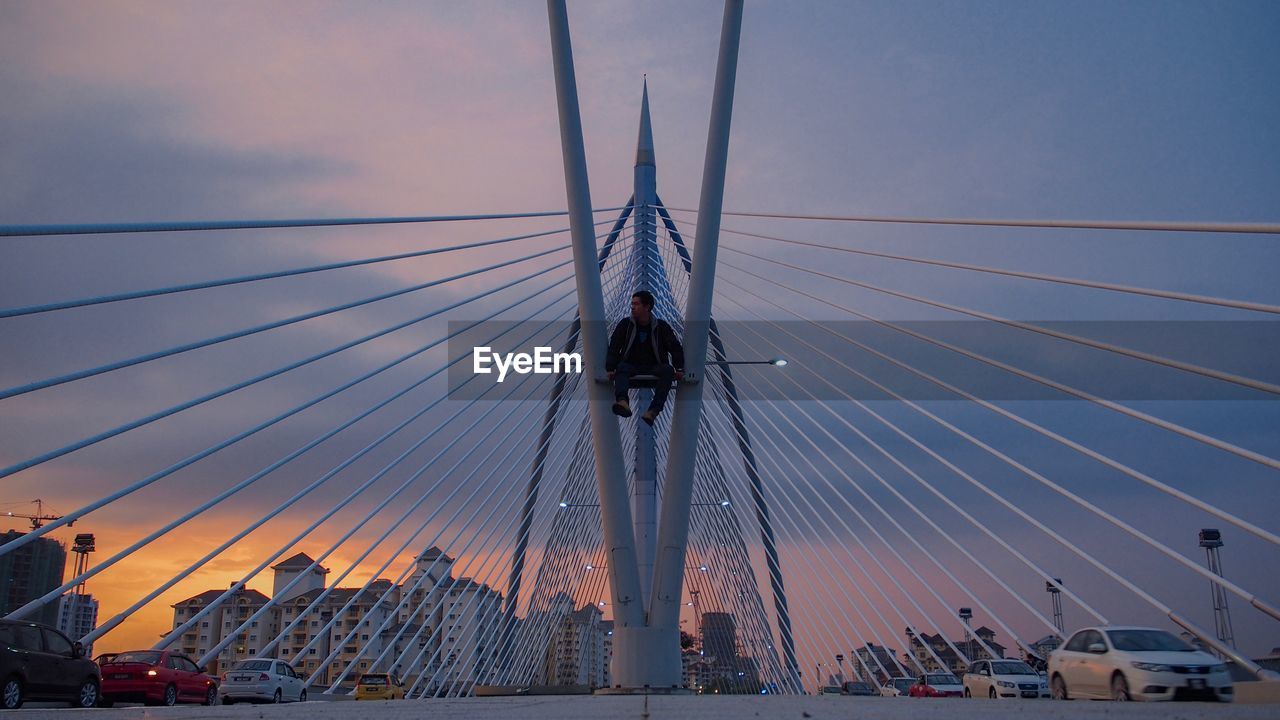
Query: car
879 676 915 696
219 658 307 704
1048 626 1233 702
907 672 964 697
820 684 843 695
963 658 1049 699
356 672 406 700
844 676 875 696
0 618 101 709
99 649 218 706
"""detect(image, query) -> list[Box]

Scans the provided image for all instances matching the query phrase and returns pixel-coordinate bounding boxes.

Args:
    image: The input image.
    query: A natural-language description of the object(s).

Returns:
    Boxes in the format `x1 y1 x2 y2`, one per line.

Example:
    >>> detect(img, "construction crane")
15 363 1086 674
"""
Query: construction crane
3 498 68 531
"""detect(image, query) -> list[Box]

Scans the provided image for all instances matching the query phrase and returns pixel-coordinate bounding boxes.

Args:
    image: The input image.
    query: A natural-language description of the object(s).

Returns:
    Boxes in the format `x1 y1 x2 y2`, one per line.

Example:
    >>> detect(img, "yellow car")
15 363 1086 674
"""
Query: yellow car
356 673 406 700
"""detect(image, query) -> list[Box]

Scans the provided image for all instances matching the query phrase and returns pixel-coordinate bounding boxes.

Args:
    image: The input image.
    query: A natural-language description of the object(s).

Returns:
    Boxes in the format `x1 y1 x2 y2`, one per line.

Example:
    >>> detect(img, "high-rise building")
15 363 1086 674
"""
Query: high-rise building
541 602 608 688
57 592 99 655
0 529 67 628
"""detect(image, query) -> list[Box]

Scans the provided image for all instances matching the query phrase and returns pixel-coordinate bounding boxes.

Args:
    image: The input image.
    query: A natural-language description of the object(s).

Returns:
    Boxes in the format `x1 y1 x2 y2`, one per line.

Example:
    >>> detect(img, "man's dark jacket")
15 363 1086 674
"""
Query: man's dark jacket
606 317 685 372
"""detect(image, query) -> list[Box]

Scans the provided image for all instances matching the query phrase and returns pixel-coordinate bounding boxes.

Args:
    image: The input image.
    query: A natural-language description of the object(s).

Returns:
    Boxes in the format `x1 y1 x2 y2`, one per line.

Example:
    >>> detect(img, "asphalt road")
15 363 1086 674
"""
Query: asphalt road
9 695 1280 720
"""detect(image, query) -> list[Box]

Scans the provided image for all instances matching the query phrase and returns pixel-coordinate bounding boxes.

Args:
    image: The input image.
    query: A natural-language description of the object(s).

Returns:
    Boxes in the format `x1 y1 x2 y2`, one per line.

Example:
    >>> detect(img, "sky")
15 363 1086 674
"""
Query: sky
2 0 1279 676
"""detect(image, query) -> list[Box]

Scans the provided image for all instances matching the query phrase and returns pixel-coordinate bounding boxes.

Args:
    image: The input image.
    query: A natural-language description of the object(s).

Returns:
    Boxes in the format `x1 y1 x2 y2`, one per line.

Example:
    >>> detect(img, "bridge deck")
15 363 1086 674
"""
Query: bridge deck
24 694 1278 719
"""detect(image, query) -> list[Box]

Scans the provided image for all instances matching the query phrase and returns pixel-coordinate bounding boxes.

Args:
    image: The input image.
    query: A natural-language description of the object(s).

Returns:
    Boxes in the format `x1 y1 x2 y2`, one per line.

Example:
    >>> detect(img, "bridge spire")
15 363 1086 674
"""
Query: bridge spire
636 77 655 170
632 78 660 607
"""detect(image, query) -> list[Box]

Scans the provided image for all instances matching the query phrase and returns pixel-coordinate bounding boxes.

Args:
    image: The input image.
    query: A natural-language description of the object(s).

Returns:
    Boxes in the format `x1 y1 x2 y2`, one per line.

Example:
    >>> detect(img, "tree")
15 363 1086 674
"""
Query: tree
680 631 696 650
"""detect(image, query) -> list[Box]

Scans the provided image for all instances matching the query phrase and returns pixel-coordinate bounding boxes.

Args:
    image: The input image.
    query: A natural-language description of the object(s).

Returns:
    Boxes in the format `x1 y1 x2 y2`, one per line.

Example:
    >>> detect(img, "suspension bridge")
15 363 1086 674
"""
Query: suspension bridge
2 0 1279 714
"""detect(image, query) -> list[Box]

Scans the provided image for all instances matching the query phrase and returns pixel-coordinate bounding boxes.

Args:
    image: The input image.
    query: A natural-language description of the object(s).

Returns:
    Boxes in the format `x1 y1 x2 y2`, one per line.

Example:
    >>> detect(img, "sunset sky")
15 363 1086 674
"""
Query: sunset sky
2 0 1278 670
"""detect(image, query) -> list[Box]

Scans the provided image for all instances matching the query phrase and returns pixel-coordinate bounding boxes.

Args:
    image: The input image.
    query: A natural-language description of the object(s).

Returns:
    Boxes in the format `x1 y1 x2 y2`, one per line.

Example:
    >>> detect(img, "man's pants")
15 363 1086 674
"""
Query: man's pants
612 362 676 414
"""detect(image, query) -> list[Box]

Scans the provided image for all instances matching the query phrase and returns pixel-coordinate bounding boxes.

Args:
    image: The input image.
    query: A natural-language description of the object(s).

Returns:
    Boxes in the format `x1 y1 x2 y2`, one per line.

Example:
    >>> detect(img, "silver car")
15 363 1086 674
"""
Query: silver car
963 659 1049 699
1048 626 1232 702
218 659 307 704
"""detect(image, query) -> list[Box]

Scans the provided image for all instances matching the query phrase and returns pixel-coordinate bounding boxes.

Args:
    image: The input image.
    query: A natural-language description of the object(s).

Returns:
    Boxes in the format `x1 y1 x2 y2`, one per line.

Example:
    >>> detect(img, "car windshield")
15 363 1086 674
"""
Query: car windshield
111 651 162 664
991 661 1037 675
1106 629 1195 652
927 674 959 685
360 675 388 684
230 660 274 671
893 678 914 689
848 683 869 690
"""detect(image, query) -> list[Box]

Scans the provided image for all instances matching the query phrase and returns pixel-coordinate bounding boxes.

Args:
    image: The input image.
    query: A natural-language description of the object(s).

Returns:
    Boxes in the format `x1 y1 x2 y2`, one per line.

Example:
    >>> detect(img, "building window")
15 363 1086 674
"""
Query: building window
309 649 316 655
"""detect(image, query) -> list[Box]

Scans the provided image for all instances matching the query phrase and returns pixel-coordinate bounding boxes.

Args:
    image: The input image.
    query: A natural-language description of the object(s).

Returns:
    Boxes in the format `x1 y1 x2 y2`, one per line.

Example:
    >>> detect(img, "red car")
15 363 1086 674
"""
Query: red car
99 650 217 706
907 673 964 698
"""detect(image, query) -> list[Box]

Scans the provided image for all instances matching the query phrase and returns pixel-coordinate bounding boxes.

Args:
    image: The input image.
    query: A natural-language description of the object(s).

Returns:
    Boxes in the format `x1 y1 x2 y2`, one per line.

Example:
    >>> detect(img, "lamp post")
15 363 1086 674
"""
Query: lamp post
1199 529 1236 650
958 607 973 656
1045 579 1064 635
67 533 95 651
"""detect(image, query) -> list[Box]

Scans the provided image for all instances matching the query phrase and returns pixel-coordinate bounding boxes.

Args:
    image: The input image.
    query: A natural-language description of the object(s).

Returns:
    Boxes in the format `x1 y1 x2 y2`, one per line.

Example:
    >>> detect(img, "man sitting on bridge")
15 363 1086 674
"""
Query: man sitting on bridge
606 290 685 426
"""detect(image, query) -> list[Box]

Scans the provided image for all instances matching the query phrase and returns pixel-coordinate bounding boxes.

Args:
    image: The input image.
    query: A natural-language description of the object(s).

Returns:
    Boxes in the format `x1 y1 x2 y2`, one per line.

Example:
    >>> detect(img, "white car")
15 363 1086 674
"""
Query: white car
219 659 307 704
1048 626 1232 702
963 659 1049 699
879 677 915 696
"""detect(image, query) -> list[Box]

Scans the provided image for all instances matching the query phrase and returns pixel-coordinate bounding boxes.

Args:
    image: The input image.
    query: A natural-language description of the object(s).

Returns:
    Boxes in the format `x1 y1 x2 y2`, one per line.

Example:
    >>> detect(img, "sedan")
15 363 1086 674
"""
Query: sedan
1048 626 1232 702
907 673 964 698
842 681 876 696
963 659 1049 699
100 650 217 706
879 677 915 697
219 658 307 704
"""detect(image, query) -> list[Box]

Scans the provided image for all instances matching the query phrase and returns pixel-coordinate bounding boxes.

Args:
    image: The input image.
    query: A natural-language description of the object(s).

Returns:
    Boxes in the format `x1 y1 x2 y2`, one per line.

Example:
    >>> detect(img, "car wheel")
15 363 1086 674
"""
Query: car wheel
205 686 218 706
162 683 178 706
222 695 234 705
299 688 307 703
273 687 283 703
989 687 998 699
2 676 22 710
1111 673 1130 702
72 678 100 709
1051 674 1069 700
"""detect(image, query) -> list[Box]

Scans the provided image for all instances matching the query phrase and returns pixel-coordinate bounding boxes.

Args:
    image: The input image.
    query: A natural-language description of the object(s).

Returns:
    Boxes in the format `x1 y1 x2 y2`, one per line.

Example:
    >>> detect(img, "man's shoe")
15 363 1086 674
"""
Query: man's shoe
641 409 658 426
612 398 632 417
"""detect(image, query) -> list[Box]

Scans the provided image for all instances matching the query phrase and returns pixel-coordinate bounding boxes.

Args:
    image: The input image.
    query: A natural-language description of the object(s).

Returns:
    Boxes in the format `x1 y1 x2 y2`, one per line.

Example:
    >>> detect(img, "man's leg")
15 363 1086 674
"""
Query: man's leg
641 364 676 424
612 362 635 417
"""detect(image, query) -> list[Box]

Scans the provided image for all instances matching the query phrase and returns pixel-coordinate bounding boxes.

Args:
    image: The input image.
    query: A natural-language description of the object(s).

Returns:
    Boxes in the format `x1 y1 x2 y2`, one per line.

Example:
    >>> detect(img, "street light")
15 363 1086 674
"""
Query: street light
958 607 973 648
1045 578 1064 635
706 357 788 367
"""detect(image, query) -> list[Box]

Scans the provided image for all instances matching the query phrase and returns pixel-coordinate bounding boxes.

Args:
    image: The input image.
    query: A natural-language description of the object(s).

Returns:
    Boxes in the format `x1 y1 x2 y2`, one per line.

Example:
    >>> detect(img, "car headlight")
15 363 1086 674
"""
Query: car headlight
1130 662 1174 672
997 681 1016 688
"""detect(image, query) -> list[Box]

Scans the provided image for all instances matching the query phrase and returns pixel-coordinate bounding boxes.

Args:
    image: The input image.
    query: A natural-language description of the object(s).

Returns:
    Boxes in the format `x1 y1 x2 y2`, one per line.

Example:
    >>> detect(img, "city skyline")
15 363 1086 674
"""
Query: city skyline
2 0 1277 678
